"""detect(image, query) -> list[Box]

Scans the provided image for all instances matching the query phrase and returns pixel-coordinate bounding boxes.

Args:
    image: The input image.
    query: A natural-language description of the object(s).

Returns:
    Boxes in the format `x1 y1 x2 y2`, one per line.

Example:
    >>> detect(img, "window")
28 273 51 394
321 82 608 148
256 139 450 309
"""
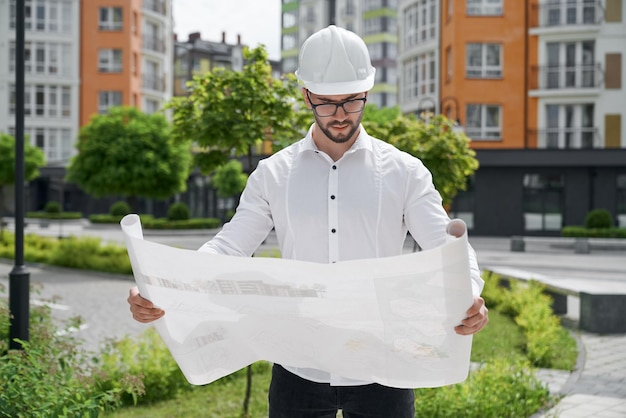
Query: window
283 10 297 28
98 49 123 72
465 104 501 139
282 33 297 51
403 52 436 103
445 46 453 82
544 104 596 149
9 84 71 118
9 127 73 162
9 41 71 76
449 176 475 229
99 91 122 114
403 0 437 48
523 174 565 231
545 41 596 89
99 7 123 31
144 99 160 115
466 43 502 78
466 0 503 16
617 174 626 227
545 0 598 26
9 0 73 32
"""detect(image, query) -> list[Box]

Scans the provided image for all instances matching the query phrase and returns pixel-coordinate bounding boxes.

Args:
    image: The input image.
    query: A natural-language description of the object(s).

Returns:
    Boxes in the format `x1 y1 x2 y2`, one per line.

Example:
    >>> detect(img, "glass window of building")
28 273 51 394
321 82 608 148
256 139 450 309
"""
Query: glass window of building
617 174 626 227
99 7 123 31
449 176 475 230
466 43 502 78
543 104 596 149
98 91 122 114
522 174 565 231
465 104 502 139
98 49 123 73
466 0 503 16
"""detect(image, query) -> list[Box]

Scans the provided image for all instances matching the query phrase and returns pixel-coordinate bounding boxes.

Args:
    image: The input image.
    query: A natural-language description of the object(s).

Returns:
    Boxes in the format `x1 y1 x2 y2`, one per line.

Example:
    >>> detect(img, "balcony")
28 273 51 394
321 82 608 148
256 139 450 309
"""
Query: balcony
530 64 603 91
142 74 166 92
531 0 603 28
143 0 166 15
143 36 166 53
531 127 601 149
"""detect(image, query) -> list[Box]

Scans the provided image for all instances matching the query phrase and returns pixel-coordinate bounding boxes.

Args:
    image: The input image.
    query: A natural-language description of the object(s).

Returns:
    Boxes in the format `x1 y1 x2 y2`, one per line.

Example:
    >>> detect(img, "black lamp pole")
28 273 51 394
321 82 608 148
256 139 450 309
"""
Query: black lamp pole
9 0 30 349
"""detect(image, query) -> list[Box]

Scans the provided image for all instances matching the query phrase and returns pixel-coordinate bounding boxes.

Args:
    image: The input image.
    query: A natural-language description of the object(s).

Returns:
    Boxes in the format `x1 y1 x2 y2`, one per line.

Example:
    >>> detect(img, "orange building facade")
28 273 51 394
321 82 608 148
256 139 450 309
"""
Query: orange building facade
79 0 143 127
439 0 534 149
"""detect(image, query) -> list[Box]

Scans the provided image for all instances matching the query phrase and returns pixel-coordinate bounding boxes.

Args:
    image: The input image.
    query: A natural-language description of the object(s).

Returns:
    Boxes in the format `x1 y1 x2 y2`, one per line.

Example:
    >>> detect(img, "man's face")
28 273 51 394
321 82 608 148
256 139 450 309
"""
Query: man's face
304 89 367 144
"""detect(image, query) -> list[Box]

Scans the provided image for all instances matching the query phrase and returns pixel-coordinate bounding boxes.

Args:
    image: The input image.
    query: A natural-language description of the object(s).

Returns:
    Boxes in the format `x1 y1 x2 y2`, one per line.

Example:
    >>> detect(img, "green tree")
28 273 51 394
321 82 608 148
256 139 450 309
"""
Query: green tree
212 160 248 198
65 107 192 211
363 113 478 206
0 133 46 239
167 45 309 174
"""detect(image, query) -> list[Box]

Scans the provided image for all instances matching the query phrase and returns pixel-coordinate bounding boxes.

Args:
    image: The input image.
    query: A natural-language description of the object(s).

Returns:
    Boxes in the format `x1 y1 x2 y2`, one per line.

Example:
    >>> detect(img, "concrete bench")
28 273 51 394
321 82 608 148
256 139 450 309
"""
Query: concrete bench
484 266 626 334
510 236 626 254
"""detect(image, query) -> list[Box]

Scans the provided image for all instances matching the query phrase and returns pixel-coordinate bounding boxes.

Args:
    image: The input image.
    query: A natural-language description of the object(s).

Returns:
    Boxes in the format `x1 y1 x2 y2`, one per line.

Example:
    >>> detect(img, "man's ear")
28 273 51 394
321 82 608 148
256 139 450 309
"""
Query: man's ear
302 88 312 109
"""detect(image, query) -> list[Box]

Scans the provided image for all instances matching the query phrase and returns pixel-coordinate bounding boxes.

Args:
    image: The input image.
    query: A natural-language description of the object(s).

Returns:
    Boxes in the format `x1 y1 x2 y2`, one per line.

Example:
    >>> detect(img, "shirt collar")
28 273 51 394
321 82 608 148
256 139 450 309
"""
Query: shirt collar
300 124 374 155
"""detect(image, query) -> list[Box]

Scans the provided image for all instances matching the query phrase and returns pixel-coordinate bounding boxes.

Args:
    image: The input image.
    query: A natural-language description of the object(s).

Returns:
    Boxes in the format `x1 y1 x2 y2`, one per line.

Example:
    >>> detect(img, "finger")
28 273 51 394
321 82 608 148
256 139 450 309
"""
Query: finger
127 286 155 309
466 297 485 316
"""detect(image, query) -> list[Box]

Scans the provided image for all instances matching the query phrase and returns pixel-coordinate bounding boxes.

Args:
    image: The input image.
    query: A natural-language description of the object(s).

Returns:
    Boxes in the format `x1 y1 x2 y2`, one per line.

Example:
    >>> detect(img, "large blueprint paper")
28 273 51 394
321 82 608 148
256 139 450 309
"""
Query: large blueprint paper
121 214 474 388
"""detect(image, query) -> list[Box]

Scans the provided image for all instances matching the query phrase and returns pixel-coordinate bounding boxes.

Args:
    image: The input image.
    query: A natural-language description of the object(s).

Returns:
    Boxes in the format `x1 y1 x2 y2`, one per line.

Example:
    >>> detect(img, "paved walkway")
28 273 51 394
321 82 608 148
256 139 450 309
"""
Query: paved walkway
1 222 625 417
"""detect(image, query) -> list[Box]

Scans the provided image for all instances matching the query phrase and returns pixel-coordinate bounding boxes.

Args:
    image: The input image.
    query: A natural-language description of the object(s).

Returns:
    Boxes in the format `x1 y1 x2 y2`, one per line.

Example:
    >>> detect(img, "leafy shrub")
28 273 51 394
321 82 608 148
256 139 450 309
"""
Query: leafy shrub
98 328 189 405
0 231 132 275
110 201 131 217
561 226 626 238
481 272 577 369
44 201 62 213
49 236 132 274
26 211 83 220
0 288 143 417
414 359 551 417
142 217 220 230
585 208 613 229
167 202 190 221
89 214 154 224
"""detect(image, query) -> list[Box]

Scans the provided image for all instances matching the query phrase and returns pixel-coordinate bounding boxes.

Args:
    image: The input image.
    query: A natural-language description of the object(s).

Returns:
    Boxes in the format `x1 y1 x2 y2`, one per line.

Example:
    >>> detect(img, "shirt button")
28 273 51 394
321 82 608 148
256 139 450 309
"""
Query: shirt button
332 165 337 170
330 195 336 200
331 228 336 233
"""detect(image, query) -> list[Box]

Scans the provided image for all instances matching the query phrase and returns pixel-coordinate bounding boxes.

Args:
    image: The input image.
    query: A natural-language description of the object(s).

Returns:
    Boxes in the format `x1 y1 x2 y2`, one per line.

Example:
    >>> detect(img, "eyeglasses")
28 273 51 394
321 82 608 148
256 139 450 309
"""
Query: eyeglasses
306 90 367 117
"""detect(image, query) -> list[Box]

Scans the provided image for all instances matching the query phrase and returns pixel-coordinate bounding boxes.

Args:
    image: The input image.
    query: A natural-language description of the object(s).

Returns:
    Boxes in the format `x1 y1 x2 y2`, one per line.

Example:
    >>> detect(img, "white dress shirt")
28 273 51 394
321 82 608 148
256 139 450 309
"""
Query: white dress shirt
199 125 484 386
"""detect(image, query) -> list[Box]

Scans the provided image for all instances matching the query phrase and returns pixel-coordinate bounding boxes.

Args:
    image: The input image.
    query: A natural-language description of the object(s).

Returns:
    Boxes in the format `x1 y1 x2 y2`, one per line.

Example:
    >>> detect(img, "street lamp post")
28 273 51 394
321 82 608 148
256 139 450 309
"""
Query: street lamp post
9 0 30 349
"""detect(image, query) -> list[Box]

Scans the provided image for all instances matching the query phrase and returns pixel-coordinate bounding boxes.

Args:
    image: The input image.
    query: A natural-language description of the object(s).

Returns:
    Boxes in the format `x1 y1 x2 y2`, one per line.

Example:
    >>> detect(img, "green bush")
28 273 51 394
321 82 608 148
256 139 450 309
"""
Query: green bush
585 208 613 229
167 202 190 221
98 328 189 405
561 226 626 238
0 287 143 417
44 201 62 213
414 359 551 417
481 272 577 370
89 214 154 225
0 231 132 275
142 217 220 230
110 201 131 217
26 211 83 220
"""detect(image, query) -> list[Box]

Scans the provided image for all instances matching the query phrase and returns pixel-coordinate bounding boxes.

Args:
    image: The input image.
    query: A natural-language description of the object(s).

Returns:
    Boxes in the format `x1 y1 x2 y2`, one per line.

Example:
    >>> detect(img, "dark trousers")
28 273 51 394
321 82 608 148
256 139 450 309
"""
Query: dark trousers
268 364 415 418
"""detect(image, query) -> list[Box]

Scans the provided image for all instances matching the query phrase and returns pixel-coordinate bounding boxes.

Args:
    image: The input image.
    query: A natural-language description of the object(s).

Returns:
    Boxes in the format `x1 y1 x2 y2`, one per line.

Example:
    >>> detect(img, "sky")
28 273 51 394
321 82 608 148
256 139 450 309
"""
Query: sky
172 0 282 60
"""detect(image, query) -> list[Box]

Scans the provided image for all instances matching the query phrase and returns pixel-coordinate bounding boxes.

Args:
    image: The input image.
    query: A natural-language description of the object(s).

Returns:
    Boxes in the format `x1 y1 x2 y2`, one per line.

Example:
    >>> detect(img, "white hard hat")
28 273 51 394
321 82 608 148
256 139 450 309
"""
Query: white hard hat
295 25 376 95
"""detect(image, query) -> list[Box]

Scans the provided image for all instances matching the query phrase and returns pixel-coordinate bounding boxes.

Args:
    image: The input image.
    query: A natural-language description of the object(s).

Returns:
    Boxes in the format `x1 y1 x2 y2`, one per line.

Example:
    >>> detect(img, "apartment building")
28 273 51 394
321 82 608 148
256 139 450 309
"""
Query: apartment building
398 0 626 235
1 0 174 214
1 0 81 167
281 0 398 108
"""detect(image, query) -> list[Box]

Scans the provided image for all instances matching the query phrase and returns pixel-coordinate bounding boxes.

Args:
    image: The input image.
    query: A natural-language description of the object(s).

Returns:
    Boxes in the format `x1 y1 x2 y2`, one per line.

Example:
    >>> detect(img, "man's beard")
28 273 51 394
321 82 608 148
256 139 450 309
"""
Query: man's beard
315 113 363 144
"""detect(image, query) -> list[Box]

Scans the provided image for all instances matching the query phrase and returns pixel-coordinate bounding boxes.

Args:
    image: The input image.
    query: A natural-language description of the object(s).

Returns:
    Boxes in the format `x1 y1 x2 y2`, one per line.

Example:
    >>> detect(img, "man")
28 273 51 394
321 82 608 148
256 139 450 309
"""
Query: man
128 25 488 418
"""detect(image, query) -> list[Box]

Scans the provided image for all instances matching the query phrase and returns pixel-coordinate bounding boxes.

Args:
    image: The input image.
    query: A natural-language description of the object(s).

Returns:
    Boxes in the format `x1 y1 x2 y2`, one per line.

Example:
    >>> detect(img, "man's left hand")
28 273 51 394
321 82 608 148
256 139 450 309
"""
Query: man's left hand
455 296 489 335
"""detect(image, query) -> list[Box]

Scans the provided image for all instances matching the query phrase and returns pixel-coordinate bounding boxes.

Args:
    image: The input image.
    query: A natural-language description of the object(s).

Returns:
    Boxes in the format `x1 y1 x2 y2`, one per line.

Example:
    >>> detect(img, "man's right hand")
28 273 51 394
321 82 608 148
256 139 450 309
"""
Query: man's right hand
128 286 165 323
